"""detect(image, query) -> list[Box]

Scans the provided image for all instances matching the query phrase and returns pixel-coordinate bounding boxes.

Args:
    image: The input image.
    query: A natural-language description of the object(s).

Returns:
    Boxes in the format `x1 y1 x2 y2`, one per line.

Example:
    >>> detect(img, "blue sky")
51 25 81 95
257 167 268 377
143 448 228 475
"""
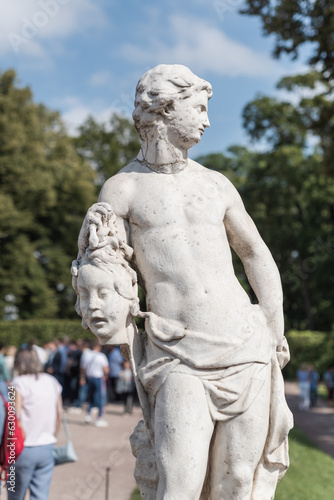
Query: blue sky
0 0 307 157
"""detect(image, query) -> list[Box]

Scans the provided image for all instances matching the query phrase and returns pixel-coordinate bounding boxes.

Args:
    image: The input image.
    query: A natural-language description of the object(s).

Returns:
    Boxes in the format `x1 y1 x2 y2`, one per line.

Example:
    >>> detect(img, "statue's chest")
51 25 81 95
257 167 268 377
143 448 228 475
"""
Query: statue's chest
128 176 225 229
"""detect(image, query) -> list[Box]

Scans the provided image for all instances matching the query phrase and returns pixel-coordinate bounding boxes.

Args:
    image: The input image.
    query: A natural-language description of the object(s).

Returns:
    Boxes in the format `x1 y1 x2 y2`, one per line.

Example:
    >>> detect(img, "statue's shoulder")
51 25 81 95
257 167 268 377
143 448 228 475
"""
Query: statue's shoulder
116 159 145 176
189 160 241 208
101 160 142 189
189 159 233 188
99 160 141 206
108 159 143 182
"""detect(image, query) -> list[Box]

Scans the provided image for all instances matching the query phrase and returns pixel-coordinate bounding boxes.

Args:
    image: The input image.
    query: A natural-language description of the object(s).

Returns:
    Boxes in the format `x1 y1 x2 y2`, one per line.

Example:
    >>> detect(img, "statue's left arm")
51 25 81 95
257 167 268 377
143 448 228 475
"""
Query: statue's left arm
224 180 284 351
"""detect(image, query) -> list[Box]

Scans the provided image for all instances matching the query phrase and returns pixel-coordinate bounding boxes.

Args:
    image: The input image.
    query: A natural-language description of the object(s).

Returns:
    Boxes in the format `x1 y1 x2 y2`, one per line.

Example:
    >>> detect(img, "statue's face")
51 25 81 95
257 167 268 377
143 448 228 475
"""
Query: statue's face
77 264 130 345
166 89 210 149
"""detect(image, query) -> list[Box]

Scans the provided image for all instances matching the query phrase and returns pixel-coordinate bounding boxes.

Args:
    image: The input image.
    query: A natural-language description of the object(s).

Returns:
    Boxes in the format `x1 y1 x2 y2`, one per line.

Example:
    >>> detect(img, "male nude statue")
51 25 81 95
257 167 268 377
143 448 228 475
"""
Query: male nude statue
77 64 293 500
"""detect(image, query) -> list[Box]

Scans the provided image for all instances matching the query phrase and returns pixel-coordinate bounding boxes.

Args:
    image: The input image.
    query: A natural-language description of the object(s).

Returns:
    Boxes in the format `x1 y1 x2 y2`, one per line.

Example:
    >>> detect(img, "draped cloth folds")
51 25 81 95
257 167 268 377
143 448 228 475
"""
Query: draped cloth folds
138 312 293 483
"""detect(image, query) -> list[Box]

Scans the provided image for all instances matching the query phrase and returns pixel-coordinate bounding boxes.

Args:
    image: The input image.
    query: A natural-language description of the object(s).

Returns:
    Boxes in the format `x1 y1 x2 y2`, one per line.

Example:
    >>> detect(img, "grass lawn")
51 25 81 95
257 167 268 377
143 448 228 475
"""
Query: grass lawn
275 426 334 500
131 427 334 500
130 489 142 500
317 383 328 401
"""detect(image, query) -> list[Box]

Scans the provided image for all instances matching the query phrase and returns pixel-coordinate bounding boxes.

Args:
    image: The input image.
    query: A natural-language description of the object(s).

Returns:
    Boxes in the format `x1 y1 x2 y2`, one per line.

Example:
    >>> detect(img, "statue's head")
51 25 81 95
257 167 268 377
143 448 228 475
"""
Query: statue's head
133 64 212 146
71 205 139 345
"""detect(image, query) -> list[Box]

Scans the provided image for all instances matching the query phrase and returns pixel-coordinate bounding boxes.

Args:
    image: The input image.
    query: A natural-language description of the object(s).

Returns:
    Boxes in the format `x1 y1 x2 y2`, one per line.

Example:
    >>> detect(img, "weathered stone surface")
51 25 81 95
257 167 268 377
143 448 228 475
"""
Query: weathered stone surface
73 64 293 499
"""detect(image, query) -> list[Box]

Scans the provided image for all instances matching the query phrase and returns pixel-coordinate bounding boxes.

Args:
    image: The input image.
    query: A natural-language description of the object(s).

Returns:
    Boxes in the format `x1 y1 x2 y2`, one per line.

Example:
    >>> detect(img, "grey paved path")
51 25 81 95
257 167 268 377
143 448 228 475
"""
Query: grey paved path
285 381 334 459
49 403 142 500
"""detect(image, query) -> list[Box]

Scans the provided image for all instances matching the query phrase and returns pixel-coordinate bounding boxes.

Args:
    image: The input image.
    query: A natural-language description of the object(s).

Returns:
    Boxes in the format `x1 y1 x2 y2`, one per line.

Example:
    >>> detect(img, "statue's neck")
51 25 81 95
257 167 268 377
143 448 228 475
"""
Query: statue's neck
137 128 188 174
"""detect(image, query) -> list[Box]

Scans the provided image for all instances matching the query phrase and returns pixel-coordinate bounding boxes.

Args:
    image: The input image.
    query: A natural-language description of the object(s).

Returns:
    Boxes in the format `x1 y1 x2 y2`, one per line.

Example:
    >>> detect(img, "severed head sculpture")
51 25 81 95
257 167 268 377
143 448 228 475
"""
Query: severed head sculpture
71 202 140 345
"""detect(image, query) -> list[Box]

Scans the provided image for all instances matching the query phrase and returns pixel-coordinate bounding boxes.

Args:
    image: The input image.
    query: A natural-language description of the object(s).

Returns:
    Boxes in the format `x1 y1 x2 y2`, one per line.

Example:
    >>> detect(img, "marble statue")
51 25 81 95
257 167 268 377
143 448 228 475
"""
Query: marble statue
73 64 293 500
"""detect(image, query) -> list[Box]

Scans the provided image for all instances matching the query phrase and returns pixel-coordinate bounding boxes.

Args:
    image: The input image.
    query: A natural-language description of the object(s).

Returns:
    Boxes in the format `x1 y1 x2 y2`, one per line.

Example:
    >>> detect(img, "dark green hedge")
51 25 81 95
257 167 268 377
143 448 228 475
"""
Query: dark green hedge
0 319 92 347
284 330 334 379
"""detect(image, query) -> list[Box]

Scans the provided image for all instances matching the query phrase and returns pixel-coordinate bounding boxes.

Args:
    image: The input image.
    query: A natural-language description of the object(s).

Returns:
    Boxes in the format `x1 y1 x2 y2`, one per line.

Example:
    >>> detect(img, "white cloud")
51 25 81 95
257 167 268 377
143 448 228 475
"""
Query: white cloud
59 96 118 136
119 15 282 78
89 70 113 88
0 0 107 56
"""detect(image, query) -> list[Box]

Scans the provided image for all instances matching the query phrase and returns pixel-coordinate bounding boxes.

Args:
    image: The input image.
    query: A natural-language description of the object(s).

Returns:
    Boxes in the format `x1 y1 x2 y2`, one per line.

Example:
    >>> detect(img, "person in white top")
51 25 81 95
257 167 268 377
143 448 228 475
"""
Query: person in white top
29 340 48 366
83 340 109 427
9 348 62 500
80 342 93 372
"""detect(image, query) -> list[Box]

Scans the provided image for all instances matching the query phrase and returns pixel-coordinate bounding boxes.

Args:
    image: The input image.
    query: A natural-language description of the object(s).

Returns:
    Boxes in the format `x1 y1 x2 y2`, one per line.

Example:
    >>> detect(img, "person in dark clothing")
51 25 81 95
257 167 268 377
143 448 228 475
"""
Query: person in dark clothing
45 338 68 395
65 341 82 404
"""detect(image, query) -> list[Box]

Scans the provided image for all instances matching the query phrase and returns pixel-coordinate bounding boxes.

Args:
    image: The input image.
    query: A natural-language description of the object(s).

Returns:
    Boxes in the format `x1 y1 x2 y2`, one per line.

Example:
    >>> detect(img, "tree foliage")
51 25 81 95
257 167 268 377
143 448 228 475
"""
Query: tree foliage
200 145 334 331
0 70 143 321
0 70 97 320
227 3 334 332
199 71 334 332
74 114 141 187
241 0 334 80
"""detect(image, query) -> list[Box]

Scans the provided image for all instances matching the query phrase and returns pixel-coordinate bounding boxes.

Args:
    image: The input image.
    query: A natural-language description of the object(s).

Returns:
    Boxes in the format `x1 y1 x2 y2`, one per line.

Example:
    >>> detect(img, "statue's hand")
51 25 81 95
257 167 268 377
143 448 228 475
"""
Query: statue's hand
261 307 284 353
276 336 290 368
78 202 114 256
250 304 284 353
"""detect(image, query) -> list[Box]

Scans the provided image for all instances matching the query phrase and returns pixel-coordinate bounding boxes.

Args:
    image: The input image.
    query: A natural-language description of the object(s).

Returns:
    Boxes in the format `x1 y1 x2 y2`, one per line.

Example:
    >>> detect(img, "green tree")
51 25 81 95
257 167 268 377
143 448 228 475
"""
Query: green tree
198 92 334 331
276 71 334 176
232 3 334 330
0 69 97 320
74 113 141 187
244 85 334 330
241 0 334 80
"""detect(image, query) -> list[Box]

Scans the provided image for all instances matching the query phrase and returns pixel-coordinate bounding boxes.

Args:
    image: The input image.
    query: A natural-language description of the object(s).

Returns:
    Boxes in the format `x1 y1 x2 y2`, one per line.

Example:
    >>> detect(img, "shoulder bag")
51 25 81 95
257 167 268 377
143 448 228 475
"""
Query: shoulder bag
53 410 78 466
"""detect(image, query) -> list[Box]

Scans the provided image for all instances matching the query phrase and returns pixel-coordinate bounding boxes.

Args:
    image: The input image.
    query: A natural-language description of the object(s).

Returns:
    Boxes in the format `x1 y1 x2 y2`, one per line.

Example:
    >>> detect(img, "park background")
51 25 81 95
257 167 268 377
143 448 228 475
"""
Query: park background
0 1 334 499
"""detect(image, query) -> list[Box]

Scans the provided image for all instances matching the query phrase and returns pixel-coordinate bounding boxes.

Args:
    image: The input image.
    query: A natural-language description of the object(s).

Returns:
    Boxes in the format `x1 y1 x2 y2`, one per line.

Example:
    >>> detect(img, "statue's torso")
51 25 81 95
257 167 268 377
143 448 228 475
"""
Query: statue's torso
100 159 254 338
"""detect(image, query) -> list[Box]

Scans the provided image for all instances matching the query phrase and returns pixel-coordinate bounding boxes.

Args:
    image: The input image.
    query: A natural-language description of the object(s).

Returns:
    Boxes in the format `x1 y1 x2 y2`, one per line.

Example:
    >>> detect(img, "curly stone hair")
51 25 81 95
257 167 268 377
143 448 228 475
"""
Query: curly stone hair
133 64 212 140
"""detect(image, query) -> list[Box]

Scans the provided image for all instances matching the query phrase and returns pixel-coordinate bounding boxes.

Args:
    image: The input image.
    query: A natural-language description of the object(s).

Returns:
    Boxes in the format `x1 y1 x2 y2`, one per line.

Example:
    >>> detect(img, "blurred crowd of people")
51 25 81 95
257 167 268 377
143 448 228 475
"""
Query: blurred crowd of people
297 363 334 410
0 338 136 500
0 337 137 427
